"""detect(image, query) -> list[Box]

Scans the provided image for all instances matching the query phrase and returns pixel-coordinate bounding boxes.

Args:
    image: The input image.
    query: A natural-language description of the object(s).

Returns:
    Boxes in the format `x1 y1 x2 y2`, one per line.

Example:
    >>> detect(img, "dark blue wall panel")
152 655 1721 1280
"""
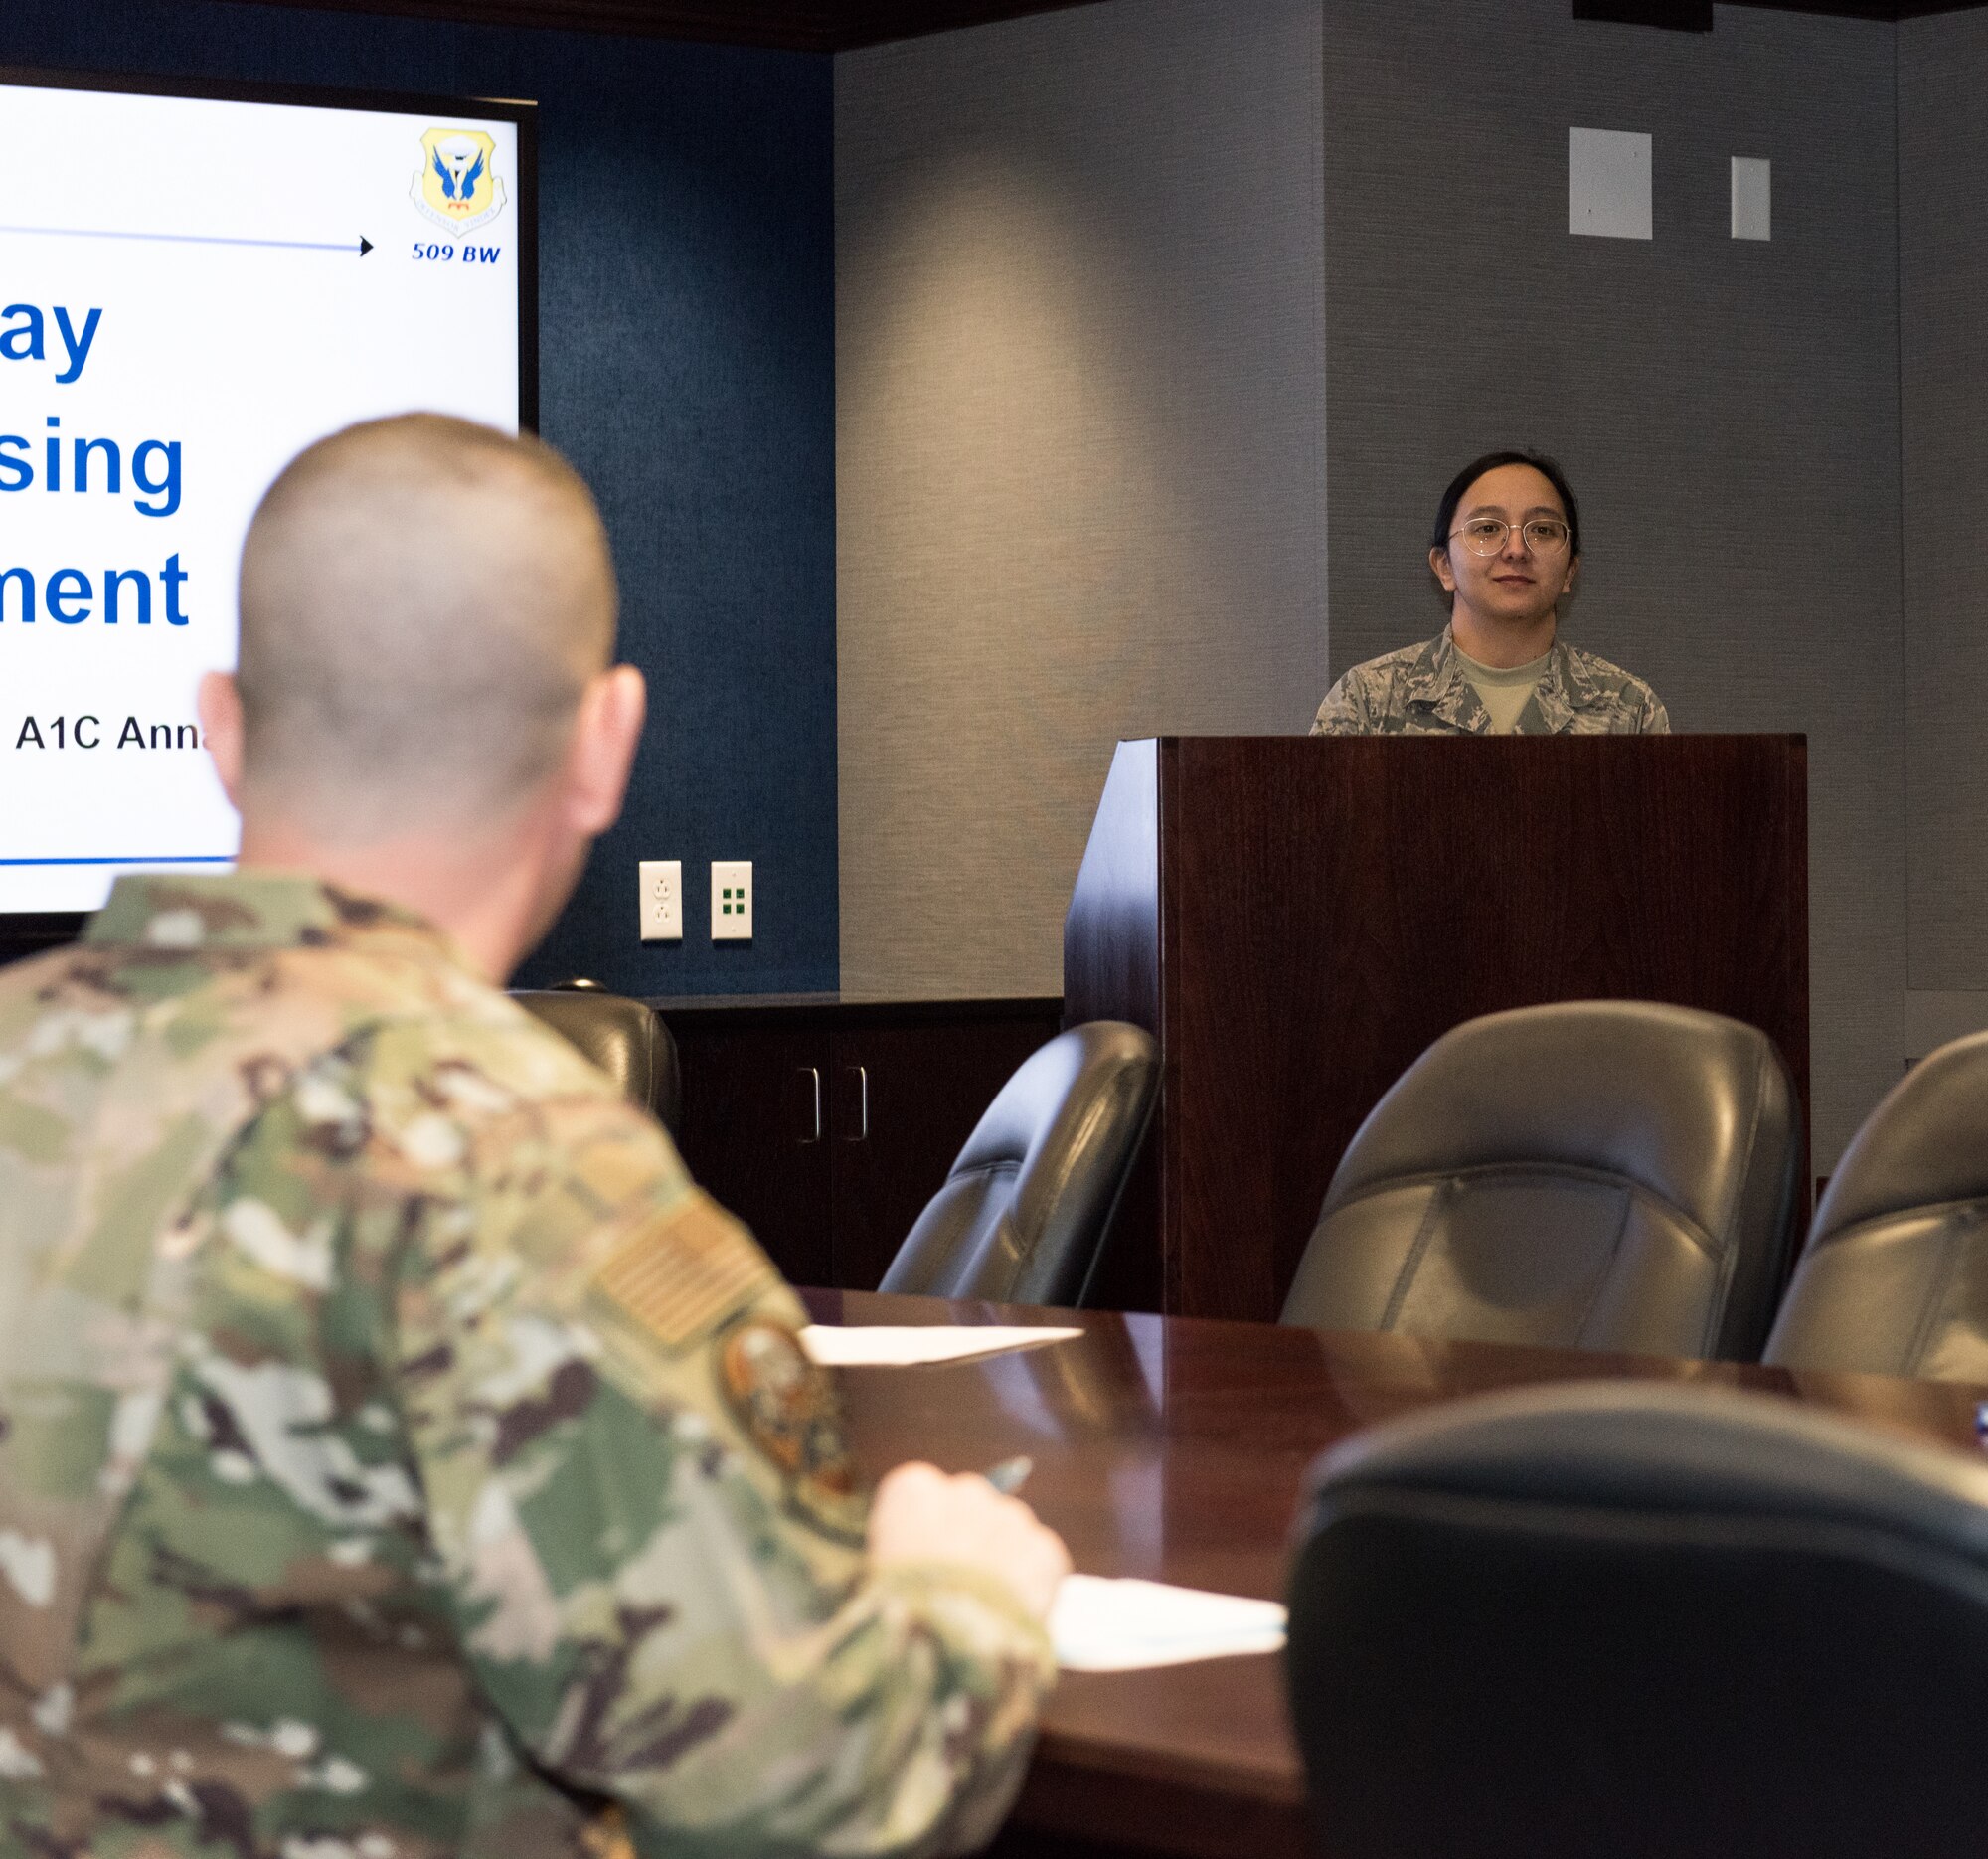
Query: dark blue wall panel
0 0 839 994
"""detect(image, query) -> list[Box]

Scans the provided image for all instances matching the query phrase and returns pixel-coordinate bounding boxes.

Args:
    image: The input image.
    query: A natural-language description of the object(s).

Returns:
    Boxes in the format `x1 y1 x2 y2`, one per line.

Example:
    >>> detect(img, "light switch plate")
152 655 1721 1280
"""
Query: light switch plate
1569 127 1652 240
1731 156 1770 240
711 860 752 941
639 860 682 941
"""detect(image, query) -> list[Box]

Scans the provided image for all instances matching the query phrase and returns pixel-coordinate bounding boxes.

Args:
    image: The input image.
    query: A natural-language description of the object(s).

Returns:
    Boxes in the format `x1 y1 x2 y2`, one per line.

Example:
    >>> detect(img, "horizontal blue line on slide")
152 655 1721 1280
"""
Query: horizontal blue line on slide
0 855 235 867
0 224 368 255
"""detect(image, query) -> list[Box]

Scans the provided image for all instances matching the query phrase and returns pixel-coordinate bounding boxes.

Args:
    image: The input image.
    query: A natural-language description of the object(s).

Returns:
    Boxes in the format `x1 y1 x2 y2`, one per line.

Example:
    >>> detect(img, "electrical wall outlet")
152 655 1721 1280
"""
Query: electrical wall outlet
711 860 752 941
638 860 682 941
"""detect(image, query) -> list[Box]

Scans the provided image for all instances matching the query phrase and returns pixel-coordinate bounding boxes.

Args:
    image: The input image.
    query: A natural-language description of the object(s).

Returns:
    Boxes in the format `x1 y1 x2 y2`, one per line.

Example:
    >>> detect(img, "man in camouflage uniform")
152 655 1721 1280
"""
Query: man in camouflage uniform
1312 451 1668 736
0 416 1067 1859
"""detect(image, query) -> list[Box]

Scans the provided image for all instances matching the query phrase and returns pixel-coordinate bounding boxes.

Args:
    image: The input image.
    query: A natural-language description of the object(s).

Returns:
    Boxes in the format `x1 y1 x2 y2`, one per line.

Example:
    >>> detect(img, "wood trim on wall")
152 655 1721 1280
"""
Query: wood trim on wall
194 0 1988 55
198 0 1988 51
198 0 1106 52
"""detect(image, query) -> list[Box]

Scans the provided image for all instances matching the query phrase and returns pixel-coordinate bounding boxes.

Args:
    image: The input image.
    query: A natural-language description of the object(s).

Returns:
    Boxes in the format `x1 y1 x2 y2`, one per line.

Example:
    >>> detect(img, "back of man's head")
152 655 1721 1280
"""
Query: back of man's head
236 415 617 844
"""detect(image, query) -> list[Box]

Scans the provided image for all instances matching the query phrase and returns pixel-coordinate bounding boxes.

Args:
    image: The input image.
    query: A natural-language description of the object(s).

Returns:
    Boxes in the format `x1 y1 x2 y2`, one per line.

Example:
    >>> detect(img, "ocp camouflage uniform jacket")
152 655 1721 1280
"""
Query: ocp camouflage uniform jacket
0 874 1054 1859
1310 625 1670 735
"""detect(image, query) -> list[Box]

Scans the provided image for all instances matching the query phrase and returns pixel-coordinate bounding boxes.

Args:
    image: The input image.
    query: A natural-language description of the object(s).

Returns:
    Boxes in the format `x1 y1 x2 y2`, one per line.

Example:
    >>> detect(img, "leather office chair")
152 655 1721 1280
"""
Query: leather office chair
1286 1381 1988 1859
1766 1031 1988 1379
879 1021 1157 1306
512 981 681 1135
1279 1001 1800 1360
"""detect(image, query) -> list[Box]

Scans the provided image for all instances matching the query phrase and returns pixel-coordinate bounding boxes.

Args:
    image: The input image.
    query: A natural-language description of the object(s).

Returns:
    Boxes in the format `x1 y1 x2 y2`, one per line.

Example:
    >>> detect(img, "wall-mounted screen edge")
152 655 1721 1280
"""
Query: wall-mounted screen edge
0 63 538 954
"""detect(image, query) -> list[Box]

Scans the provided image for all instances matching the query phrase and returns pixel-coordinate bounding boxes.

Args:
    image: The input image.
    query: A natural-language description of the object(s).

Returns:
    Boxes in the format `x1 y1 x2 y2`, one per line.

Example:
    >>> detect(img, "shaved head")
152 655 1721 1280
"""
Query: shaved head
236 415 617 843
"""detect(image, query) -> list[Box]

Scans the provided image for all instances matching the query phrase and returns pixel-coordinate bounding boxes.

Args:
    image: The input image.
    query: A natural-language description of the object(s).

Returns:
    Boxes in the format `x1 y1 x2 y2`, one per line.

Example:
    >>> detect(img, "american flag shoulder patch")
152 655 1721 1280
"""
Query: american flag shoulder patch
591 1191 777 1351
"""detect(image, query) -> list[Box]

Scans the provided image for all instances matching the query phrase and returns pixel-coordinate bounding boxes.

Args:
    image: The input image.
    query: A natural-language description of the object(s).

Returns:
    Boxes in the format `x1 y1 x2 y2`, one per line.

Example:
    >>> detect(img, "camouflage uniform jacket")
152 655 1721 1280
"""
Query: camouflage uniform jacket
1310 625 1670 735
0 874 1053 1859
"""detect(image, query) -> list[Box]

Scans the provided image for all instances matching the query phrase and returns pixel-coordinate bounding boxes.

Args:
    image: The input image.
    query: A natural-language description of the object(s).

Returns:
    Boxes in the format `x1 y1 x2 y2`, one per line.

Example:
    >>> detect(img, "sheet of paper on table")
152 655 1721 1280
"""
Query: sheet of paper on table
798 1325 1084 1368
1050 1573 1289 1672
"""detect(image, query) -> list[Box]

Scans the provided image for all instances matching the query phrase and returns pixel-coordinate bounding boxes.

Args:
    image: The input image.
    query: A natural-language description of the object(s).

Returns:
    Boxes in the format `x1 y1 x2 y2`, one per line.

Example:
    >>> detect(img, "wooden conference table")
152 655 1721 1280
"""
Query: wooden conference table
802 1287 1988 1859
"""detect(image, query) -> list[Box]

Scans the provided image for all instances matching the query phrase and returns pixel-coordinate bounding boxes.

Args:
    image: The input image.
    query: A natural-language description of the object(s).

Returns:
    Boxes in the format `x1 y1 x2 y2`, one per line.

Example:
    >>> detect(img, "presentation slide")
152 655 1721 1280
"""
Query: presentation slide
0 76 526 911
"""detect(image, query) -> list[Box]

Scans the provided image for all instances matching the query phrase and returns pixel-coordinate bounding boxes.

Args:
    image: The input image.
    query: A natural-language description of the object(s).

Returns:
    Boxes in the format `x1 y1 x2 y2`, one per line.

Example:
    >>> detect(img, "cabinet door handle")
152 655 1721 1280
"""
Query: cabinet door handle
843 1065 869 1142
798 1066 821 1144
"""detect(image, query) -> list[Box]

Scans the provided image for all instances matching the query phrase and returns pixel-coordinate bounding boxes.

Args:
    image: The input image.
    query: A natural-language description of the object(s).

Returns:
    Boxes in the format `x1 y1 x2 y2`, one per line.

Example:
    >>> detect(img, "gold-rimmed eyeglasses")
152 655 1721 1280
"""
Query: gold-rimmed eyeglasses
1449 516 1572 556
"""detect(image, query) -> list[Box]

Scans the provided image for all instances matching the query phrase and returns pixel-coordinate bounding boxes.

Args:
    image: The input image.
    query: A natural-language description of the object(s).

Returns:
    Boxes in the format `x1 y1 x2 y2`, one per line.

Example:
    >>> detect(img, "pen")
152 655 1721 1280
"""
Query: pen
983 1454 1034 1495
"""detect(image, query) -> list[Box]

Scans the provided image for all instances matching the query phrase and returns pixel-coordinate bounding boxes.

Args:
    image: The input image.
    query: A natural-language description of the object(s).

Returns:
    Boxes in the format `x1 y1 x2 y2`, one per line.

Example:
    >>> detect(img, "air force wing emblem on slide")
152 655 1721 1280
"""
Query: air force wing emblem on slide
412 127 506 235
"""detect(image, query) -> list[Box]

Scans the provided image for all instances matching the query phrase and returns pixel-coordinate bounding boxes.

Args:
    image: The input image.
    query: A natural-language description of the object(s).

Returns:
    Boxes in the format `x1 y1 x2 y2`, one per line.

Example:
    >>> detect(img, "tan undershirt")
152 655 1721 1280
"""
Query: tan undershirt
1455 645 1553 735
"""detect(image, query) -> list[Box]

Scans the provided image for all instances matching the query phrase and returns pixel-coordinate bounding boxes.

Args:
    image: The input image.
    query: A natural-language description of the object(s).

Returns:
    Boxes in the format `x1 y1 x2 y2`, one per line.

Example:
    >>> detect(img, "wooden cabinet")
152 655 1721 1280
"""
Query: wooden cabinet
660 996 1063 1290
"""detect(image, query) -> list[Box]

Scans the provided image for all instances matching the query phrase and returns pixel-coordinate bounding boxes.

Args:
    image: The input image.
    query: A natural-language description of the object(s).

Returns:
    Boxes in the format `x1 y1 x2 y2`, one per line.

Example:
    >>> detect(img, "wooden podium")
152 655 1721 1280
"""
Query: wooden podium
1063 736 1809 1321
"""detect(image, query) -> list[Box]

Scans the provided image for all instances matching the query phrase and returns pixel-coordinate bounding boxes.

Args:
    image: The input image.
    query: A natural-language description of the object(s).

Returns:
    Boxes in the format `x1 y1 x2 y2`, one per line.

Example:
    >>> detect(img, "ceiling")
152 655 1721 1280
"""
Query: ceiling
208 0 1986 51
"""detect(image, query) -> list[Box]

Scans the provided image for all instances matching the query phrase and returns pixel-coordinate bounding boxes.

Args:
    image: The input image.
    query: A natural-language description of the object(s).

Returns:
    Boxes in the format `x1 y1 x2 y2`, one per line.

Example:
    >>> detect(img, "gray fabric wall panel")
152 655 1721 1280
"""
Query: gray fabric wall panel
837 0 1912 1166
834 0 1327 999
1320 0 1903 1168
1902 12 1988 993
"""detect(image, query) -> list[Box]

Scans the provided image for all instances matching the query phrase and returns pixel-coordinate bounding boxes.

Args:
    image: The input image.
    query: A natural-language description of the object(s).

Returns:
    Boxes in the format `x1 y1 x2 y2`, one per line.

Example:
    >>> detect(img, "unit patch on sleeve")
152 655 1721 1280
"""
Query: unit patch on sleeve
718 1319 865 1545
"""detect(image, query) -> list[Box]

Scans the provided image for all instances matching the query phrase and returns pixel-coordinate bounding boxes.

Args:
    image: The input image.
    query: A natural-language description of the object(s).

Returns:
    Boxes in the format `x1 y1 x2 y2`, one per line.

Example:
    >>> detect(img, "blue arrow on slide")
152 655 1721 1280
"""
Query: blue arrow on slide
0 224 372 255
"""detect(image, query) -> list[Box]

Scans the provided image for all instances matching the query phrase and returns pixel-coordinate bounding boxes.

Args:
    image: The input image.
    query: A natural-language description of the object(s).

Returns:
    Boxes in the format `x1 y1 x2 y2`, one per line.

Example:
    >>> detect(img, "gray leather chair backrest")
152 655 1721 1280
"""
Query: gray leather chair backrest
512 985 681 1135
880 1021 1158 1306
1280 1001 1800 1360
1766 1030 1988 1379
1287 1381 1988 1859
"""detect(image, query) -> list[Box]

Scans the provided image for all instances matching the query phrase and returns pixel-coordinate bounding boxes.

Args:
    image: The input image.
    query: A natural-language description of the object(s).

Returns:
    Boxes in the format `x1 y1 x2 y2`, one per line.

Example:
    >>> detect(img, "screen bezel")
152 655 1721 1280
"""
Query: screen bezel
0 62 540 956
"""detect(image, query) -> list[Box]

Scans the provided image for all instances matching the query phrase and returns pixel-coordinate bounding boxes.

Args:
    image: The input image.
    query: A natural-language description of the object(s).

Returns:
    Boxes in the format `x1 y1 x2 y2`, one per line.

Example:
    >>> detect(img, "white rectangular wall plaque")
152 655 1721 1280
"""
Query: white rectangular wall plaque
1731 156 1771 240
1569 127 1652 240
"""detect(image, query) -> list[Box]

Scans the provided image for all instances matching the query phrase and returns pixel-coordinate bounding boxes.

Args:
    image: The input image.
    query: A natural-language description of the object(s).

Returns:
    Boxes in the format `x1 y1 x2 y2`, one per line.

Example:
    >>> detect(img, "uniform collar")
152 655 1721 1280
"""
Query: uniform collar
1400 626 1489 732
1539 635 1613 729
1404 624 1603 734
85 871 461 965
